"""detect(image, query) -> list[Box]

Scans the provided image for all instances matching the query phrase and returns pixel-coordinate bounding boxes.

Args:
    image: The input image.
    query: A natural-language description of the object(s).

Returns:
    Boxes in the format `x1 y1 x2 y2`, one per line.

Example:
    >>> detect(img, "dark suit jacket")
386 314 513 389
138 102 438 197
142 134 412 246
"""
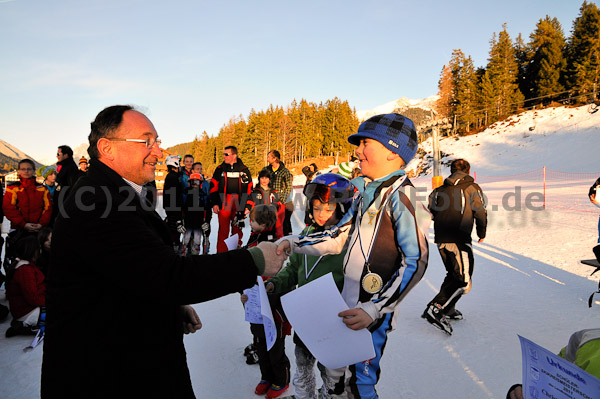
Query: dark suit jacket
42 159 259 399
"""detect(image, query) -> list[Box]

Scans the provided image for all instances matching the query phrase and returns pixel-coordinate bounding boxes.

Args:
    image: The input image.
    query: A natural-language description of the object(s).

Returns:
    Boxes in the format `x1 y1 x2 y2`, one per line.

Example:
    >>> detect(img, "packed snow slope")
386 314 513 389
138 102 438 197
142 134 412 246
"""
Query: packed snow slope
1 104 599 399
410 104 600 175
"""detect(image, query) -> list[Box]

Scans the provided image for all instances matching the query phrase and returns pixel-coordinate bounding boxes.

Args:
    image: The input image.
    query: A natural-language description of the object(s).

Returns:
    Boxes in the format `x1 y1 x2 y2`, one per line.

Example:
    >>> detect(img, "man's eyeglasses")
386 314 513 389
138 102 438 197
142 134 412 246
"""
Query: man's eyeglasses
108 138 162 149
223 152 232 156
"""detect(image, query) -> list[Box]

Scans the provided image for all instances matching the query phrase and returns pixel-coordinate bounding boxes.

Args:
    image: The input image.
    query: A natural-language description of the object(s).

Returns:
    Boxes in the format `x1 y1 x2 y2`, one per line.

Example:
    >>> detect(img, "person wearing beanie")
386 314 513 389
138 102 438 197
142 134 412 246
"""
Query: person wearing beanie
37 166 58 200
277 113 430 399
78 156 89 176
337 161 357 179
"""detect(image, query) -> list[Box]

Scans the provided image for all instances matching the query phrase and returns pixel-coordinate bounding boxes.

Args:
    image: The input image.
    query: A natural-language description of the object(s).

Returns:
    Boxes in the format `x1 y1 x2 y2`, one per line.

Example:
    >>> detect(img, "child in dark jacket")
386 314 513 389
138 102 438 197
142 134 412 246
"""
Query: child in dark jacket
241 204 291 399
5 235 46 338
180 172 212 255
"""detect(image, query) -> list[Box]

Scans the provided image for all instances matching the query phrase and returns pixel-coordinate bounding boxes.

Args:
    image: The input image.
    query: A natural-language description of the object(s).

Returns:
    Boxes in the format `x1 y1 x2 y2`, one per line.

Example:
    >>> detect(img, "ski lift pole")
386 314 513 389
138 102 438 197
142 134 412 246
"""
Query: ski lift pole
432 125 443 189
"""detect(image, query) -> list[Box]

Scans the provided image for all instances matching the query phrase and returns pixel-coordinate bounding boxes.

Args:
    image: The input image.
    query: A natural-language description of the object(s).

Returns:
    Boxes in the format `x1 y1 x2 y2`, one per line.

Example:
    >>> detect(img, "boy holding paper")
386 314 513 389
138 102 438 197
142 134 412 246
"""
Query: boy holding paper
266 173 355 399
277 113 430 399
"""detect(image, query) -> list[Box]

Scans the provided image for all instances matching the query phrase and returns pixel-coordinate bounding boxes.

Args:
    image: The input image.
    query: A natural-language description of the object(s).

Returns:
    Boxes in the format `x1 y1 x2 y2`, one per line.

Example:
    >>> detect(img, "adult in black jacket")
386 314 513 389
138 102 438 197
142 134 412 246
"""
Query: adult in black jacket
163 154 184 251
41 105 286 399
422 158 487 335
209 145 253 252
53 145 80 224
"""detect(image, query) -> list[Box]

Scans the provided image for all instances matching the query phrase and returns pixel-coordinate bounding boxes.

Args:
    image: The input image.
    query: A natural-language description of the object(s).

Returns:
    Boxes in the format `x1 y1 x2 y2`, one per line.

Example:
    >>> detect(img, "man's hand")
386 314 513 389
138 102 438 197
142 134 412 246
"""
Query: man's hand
276 239 291 256
256 241 287 276
212 205 220 214
201 223 210 232
176 220 186 234
338 308 373 330
181 305 202 334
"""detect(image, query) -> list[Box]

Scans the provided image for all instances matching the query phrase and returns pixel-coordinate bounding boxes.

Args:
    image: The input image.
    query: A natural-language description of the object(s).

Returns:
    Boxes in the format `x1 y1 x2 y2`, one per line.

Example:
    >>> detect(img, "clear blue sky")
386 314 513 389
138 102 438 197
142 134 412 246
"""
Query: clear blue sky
0 0 585 163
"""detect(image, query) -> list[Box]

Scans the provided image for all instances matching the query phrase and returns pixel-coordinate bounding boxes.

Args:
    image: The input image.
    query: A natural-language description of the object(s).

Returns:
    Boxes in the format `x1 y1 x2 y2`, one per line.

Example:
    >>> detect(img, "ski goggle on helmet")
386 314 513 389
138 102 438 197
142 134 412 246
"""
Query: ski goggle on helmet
303 173 356 213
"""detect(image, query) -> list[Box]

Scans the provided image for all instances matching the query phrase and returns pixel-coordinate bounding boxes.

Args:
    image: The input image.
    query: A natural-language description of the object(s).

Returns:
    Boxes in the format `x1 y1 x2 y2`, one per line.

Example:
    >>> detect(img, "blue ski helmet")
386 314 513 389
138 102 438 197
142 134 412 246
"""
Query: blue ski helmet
303 173 356 222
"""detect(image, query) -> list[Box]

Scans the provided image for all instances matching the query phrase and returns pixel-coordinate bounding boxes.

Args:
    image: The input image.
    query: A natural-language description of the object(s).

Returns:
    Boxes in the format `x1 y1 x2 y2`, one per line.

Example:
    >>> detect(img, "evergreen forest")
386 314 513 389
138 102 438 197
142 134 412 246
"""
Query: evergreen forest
172 1 599 176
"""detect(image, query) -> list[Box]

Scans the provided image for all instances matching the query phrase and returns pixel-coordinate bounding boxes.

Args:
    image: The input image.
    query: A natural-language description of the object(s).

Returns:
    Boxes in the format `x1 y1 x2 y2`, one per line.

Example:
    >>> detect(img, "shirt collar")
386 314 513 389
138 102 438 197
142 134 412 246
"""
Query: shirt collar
122 178 145 198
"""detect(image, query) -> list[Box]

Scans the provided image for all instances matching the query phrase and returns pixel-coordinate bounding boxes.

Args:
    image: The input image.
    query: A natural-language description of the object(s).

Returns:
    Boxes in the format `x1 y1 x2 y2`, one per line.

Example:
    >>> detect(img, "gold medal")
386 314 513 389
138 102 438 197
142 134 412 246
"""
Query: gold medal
362 272 383 294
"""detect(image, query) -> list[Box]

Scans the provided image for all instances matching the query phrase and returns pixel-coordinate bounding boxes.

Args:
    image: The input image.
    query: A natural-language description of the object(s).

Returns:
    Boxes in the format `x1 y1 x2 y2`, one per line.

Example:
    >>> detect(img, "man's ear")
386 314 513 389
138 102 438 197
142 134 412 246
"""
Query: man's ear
97 138 115 161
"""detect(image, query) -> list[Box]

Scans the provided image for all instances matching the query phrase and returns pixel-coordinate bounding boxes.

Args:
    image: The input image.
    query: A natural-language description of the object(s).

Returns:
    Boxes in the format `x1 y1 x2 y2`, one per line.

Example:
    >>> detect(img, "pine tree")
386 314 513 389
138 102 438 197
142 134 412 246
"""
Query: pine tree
528 16 566 101
455 55 478 133
486 25 524 119
436 63 454 119
565 1 600 101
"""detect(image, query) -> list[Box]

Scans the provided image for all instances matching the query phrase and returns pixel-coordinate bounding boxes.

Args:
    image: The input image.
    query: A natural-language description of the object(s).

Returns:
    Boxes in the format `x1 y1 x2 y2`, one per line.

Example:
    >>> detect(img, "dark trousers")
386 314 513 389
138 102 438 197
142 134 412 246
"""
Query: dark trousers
283 209 293 236
429 242 474 314
250 322 290 387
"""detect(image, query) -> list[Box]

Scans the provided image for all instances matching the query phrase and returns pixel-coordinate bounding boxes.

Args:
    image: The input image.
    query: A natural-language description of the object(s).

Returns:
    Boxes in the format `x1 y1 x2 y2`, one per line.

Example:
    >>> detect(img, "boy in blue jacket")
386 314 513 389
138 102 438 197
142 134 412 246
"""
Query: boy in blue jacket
278 114 430 399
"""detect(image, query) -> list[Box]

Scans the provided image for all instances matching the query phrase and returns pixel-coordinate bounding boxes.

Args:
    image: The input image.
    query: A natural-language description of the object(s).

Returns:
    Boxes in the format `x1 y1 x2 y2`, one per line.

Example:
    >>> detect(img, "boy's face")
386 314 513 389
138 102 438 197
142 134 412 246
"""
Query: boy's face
259 176 270 187
250 219 267 233
312 199 337 227
354 138 402 180
192 164 203 174
184 157 194 170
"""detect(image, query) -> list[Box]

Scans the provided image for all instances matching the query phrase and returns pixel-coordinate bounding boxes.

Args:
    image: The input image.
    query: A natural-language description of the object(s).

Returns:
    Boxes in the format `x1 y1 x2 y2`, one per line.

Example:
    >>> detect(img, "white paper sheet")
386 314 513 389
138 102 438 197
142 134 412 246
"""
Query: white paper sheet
224 233 239 251
243 286 262 324
519 335 600 399
281 273 375 369
243 278 277 351
257 277 277 351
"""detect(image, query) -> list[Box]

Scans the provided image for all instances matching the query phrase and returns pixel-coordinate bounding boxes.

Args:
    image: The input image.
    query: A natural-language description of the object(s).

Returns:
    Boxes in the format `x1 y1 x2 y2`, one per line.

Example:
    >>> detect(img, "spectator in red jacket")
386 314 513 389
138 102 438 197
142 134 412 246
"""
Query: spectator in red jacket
5 235 45 337
2 159 52 233
210 146 253 252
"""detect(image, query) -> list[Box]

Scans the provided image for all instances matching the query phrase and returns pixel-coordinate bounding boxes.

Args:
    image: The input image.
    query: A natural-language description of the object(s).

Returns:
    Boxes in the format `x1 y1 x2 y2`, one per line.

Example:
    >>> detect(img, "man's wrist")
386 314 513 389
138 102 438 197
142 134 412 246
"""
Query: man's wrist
247 247 265 275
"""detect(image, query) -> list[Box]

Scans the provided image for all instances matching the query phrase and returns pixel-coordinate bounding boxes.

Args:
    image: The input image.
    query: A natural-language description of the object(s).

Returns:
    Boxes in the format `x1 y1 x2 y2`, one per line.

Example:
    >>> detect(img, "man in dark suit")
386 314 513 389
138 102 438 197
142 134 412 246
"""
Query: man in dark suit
41 105 286 399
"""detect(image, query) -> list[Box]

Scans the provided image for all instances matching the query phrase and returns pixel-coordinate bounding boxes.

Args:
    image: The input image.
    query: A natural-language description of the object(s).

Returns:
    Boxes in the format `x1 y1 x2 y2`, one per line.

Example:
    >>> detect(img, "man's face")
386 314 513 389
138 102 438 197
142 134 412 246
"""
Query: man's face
17 163 35 179
223 149 237 164
192 164 203 175
105 110 163 185
79 163 88 172
266 152 275 165
184 156 194 170
56 148 68 162
354 138 396 180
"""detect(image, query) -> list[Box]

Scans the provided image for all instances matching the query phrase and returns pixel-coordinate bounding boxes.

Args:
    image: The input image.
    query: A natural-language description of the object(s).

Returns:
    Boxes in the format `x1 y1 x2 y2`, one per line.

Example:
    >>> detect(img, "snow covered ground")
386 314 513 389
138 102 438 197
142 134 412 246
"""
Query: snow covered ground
1 104 599 398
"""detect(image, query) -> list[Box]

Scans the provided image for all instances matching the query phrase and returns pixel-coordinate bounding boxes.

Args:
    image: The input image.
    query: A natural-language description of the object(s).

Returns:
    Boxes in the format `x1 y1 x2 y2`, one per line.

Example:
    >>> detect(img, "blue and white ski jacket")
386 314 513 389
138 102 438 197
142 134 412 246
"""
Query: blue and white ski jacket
281 169 430 330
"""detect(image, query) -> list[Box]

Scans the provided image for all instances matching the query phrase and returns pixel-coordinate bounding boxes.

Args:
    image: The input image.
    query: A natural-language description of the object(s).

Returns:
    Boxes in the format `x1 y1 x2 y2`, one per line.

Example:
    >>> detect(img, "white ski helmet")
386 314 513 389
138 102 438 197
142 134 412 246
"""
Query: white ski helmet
165 155 181 168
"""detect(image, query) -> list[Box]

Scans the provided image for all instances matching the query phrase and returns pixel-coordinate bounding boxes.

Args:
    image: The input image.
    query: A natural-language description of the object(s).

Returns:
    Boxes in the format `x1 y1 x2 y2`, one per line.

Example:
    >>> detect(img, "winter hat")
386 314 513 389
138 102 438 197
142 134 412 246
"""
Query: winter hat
348 113 418 164
37 165 57 180
337 161 356 179
79 156 88 165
